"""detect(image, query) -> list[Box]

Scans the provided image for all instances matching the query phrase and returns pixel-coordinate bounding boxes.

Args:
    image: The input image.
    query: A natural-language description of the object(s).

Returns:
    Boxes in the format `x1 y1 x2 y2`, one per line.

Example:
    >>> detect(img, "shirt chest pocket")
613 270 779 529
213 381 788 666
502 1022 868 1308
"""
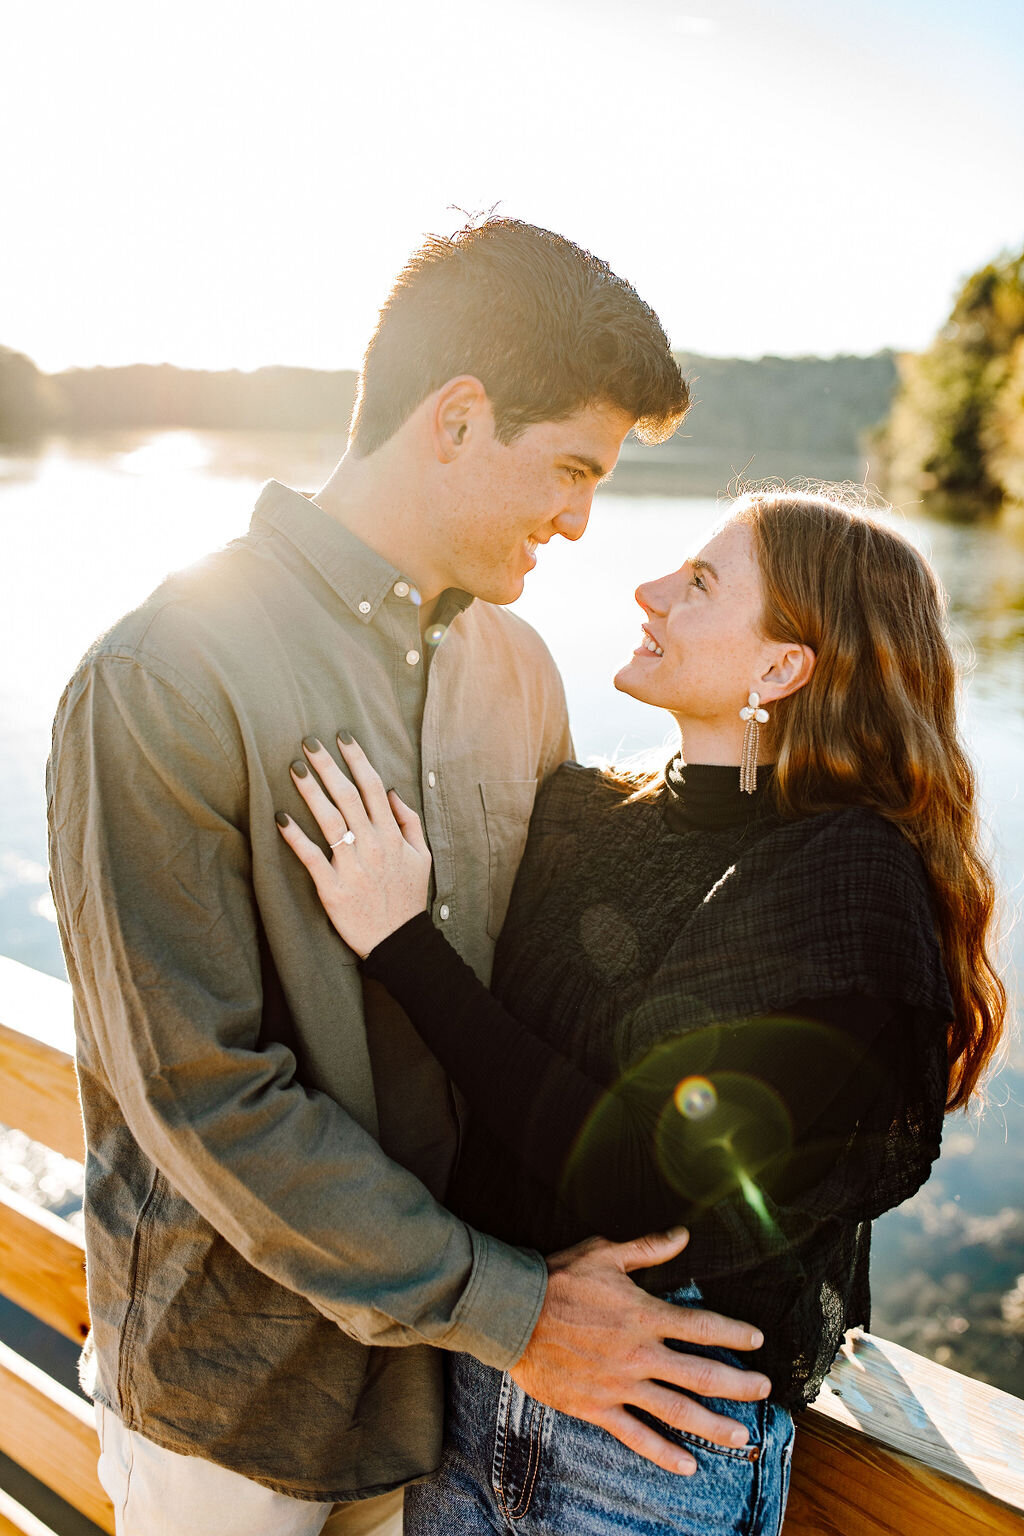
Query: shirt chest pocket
479 779 538 939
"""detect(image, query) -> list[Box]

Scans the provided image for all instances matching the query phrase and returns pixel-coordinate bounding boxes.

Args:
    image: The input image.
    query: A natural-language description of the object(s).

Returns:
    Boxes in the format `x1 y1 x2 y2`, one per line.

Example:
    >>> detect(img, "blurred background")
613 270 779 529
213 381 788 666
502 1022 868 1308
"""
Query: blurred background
2 0 1023 1425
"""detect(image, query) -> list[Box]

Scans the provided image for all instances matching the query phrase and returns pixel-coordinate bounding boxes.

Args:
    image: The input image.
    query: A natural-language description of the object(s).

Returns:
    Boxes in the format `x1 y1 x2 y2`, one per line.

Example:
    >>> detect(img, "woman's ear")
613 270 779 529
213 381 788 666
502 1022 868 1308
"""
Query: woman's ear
760 643 816 702
430 376 489 463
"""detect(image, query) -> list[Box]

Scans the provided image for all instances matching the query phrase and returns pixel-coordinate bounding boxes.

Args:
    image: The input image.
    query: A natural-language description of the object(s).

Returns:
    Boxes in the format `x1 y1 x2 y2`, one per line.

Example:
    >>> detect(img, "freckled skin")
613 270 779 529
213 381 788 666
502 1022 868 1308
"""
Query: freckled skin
614 521 814 764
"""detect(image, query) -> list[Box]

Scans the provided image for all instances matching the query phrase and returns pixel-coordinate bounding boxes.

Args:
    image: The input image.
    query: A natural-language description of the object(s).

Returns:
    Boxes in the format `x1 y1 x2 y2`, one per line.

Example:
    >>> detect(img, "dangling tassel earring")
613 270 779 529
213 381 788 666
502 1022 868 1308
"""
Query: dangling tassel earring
739 692 769 794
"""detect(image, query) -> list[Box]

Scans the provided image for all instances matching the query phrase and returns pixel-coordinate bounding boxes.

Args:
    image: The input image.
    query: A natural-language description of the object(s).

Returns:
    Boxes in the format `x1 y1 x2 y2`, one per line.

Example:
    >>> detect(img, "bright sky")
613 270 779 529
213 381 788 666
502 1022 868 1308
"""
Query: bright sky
3 0 1022 373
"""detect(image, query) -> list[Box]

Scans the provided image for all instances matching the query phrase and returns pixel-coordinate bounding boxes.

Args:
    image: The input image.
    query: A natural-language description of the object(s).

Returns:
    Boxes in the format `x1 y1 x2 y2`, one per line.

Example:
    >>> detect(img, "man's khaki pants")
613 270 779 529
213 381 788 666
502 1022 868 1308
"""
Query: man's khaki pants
96 1403 404 1535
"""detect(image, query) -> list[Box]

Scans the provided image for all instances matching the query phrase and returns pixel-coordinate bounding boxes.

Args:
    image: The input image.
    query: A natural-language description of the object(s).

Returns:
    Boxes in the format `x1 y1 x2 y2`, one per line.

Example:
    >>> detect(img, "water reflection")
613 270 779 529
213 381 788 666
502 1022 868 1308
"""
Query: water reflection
918 518 1024 679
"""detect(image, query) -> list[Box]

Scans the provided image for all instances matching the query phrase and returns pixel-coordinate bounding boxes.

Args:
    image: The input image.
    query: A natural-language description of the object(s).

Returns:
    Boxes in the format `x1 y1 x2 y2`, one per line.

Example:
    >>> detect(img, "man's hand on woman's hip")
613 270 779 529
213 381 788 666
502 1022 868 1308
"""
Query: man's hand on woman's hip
509 1227 771 1476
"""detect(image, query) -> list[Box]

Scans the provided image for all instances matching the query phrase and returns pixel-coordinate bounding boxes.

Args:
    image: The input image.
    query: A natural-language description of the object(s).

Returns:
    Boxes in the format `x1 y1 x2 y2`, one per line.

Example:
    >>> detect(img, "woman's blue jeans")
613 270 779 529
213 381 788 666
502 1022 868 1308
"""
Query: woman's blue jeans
405 1285 795 1535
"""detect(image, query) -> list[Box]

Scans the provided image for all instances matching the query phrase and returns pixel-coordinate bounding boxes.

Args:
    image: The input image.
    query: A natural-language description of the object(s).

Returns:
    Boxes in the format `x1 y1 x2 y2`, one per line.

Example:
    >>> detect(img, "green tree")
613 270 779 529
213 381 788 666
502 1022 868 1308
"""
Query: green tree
882 248 1024 518
989 336 1024 510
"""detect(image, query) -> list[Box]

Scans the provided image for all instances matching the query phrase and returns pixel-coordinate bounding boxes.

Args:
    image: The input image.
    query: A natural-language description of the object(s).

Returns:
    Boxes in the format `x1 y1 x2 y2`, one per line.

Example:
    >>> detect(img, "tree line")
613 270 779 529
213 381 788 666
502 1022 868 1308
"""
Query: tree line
0 355 361 438
0 347 898 490
5 250 1022 519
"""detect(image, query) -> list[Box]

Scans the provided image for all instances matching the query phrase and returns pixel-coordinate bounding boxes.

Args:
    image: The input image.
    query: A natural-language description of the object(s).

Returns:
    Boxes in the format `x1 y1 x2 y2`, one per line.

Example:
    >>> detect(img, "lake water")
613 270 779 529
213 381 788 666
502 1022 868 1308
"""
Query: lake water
2 429 1022 1394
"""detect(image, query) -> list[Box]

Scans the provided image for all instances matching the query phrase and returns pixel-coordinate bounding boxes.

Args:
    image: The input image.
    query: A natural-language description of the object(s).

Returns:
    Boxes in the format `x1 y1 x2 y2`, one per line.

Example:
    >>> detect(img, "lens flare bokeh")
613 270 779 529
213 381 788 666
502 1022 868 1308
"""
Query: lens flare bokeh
673 1076 717 1119
560 1012 876 1241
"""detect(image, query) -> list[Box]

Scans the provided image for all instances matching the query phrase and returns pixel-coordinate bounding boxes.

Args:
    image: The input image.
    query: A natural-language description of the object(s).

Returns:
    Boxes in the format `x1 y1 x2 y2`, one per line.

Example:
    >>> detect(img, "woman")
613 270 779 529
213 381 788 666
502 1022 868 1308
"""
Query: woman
276 490 1005 1536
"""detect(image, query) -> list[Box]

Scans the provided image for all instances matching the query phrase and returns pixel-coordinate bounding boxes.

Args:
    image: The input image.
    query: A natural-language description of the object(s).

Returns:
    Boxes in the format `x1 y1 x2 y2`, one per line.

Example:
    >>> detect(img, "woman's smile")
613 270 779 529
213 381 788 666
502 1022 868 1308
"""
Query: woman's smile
634 625 665 658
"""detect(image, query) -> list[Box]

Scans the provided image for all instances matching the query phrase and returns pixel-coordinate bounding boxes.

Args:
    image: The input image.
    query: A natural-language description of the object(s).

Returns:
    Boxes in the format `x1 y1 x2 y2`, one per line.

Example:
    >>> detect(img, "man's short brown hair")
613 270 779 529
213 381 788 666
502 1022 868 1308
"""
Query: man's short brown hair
348 218 689 455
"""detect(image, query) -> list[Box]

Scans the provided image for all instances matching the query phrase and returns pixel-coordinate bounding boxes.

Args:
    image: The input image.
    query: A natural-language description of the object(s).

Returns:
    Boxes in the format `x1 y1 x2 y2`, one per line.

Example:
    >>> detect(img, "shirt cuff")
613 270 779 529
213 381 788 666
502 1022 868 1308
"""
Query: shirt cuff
441 1230 548 1370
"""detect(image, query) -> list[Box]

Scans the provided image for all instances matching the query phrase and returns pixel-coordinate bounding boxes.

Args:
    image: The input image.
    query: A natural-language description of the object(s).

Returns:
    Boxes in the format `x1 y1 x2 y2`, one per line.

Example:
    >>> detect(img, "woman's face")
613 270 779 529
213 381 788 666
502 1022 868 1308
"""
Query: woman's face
615 520 779 730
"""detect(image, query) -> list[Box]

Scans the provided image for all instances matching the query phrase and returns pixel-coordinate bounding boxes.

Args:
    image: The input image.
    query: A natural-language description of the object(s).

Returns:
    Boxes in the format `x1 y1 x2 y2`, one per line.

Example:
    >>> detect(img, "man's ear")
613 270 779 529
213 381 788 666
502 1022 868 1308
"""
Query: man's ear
430 376 490 463
760 643 816 702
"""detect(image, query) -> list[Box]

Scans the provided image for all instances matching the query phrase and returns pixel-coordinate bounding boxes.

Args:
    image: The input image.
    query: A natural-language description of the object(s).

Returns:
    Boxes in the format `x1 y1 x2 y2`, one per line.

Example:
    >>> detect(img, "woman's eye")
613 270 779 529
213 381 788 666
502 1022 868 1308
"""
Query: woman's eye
690 573 707 592
565 466 585 483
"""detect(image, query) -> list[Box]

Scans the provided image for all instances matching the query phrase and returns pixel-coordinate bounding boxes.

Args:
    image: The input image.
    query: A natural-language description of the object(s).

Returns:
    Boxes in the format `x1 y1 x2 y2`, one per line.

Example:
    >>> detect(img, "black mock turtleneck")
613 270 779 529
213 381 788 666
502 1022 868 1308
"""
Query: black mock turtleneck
663 757 777 833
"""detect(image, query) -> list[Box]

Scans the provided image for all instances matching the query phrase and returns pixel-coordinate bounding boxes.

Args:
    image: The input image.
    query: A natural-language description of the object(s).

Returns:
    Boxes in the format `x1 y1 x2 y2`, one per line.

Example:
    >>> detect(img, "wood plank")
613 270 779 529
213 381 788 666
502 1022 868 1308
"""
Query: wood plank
785 1412 1024 1535
807 1330 1024 1512
0 1020 82 1163
783 1328 1024 1533
0 959 75 1058
0 956 81 1161
0 1344 112 1534
0 1487 60 1536
0 1185 89 1343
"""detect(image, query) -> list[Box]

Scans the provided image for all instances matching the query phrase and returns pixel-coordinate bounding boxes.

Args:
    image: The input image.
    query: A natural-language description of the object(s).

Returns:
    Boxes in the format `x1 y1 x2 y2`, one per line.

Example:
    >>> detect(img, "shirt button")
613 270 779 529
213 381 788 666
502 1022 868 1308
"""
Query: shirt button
405 649 420 666
358 600 372 615
439 904 451 921
393 580 410 598
427 771 436 788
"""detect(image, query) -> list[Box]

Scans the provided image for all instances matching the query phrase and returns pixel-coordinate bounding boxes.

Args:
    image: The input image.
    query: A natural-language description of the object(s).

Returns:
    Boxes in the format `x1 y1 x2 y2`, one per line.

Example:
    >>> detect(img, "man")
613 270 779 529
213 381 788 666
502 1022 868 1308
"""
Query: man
47 219 771 1536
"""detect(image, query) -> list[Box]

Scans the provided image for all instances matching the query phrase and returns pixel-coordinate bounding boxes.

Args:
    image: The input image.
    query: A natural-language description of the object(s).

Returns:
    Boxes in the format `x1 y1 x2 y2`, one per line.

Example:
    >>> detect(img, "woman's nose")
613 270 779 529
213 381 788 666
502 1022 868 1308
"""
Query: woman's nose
636 576 668 614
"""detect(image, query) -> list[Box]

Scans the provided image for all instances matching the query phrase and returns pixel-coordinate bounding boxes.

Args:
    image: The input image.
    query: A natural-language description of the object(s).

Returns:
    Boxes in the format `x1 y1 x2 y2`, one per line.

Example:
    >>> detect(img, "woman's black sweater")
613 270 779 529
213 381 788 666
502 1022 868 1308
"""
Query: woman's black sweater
363 762 953 1409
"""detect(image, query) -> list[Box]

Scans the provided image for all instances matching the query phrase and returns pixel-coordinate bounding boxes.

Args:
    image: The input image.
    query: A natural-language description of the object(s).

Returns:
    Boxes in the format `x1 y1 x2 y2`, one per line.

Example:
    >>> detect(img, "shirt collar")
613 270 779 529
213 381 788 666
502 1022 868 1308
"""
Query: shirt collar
250 480 474 626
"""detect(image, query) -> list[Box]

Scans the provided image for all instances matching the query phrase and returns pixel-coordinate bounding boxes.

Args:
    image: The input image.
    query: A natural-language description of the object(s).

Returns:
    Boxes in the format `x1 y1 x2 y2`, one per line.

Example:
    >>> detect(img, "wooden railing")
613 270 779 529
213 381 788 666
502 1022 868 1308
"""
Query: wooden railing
1 953 1023 1535
0 957 108 1535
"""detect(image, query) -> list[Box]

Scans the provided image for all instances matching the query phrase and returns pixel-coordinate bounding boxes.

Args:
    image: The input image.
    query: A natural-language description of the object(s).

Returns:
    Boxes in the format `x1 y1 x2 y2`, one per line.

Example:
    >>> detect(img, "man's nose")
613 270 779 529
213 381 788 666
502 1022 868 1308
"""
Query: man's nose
553 494 593 543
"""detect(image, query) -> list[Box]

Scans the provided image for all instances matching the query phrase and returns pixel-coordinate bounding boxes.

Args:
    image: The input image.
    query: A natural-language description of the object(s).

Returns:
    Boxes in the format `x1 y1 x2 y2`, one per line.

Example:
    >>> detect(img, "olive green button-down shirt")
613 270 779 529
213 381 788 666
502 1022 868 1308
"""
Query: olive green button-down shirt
46 481 572 1501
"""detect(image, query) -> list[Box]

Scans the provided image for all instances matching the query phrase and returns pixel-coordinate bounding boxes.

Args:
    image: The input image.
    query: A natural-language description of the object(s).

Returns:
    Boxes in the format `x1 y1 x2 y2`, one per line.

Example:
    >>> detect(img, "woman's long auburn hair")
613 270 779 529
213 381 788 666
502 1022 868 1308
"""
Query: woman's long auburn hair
730 490 1006 1111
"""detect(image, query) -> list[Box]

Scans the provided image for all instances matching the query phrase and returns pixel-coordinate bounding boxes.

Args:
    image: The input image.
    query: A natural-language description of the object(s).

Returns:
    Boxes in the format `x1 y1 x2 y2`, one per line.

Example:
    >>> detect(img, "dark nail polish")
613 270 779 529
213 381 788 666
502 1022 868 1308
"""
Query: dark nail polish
337 730 353 745
290 759 309 777
275 811 291 827
302 736 322 754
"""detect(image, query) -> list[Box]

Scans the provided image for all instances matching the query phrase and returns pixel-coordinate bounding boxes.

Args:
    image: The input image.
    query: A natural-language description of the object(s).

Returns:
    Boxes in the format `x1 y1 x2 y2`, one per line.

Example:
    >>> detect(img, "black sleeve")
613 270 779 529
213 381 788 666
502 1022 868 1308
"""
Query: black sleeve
362 912 909 1240
364 913 602 1182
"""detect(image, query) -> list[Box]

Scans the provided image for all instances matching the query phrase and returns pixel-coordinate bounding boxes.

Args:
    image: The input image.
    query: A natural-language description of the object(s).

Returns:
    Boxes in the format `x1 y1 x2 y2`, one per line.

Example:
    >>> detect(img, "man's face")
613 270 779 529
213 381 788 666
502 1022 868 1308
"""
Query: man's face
432 400 635 604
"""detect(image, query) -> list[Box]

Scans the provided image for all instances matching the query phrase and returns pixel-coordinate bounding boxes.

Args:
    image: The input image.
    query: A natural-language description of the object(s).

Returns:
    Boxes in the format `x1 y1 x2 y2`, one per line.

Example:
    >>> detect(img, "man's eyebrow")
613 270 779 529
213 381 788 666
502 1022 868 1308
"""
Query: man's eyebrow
690 557 720 582
564 452 612 483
